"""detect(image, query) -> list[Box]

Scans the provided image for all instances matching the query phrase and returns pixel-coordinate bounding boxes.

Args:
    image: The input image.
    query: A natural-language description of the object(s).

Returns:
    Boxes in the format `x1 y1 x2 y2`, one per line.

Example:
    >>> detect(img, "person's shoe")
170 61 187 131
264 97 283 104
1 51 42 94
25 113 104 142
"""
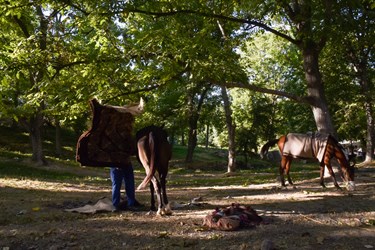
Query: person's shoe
111 206 121 213
127 200 144 211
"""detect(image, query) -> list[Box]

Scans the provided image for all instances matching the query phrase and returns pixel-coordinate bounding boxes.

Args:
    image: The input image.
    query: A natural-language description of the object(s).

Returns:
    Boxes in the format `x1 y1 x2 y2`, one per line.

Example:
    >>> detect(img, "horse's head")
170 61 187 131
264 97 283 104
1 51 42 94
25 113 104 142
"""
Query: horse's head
341 161 356 191
337 143 356 191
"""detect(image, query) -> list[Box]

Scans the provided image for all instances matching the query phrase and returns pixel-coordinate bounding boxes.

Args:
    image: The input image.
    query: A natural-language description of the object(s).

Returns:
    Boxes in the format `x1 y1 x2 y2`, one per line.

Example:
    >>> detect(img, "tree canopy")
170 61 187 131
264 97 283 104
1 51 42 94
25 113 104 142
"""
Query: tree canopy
0 0 374 165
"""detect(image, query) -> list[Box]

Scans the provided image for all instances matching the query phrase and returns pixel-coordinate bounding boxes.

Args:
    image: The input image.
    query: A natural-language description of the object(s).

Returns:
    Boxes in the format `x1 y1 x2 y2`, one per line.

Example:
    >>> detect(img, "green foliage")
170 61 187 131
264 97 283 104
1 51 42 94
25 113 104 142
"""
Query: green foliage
0 0 373 163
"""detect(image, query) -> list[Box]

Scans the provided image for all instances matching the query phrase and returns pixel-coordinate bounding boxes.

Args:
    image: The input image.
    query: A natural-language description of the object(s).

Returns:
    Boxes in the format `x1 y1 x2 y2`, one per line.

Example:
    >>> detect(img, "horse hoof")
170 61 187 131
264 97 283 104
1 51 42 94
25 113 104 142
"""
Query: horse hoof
157 208 166 216
146 210 156 216
346 181 355 191
164 209 172 216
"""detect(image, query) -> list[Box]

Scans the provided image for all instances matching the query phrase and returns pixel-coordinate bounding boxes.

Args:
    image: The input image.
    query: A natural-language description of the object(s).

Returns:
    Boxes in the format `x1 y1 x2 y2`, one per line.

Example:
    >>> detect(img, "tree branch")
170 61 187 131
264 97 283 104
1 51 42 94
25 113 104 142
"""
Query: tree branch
121 8 299 45
217 80 311 105
13 16 30 38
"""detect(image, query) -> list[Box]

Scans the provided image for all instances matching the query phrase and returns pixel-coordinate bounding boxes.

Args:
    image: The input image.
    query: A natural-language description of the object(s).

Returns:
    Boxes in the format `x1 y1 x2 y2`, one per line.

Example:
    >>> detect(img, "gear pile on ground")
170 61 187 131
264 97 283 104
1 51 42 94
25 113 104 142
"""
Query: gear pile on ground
203 203 263 231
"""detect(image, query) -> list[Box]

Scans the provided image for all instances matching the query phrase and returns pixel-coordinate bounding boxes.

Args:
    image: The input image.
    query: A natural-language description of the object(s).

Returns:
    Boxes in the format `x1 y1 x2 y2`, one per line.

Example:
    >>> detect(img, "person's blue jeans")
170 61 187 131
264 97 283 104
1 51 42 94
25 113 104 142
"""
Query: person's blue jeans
110 165 136 208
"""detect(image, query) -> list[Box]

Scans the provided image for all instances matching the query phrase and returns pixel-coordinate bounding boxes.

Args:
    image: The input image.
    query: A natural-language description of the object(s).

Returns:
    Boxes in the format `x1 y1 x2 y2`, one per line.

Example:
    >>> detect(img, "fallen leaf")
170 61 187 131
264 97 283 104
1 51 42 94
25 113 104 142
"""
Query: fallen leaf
158 231 169 238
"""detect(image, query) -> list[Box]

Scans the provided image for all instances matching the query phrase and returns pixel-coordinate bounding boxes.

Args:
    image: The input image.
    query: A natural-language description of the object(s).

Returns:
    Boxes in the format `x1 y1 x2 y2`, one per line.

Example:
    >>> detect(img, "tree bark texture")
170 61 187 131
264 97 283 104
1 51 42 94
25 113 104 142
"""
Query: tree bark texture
221 86 236 173
302 45 335 135
29 112 47 165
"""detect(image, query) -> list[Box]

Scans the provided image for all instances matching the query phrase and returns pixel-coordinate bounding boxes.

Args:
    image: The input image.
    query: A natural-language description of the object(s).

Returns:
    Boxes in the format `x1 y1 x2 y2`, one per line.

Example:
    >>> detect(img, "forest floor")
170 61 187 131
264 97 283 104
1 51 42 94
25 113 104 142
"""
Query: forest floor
1 161 375 250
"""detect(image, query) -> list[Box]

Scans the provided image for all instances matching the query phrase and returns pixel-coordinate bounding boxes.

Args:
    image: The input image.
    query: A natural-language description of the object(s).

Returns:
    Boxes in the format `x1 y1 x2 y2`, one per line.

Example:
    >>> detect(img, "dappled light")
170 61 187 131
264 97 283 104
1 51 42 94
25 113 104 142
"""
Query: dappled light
1 162 374 249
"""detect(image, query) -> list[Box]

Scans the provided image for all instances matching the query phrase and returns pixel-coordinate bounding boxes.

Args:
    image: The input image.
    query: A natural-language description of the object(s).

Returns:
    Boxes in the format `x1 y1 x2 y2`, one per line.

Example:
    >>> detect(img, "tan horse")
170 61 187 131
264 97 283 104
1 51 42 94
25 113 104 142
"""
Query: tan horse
261 133 355 190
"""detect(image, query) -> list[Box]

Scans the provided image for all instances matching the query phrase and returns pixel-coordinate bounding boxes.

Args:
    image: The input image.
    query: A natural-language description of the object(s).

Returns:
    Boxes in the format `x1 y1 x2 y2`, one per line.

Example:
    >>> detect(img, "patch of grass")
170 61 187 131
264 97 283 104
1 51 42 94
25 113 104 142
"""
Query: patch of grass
0 160 84 181
0 124 324 187
168 168 279 187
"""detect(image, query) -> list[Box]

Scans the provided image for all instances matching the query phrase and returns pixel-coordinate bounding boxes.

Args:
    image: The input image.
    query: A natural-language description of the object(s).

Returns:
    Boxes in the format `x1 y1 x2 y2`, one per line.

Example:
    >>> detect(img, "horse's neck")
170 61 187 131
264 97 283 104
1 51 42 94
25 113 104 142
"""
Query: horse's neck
334 145 349 167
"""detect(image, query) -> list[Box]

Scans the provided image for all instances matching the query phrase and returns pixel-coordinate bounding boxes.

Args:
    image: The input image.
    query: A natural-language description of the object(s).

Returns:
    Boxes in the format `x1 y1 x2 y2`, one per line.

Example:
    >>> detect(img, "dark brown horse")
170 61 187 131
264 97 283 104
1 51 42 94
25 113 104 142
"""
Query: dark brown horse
260 133 355 190
136 125 172 215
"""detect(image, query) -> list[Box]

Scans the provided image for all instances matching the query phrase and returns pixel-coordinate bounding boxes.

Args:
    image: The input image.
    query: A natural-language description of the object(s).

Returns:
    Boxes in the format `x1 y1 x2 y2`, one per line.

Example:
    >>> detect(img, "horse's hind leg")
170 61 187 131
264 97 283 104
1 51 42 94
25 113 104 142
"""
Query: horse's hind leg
160 175 172 215
280 156 287 187
149 182 157 212
285 157 294 186
151 178 165 216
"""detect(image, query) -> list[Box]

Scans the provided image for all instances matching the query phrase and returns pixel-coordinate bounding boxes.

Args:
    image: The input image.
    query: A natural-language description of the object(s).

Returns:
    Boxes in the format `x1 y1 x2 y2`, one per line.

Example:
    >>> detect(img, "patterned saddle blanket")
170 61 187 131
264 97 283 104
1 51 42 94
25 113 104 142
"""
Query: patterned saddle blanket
282 132 329 162
76 99 142 167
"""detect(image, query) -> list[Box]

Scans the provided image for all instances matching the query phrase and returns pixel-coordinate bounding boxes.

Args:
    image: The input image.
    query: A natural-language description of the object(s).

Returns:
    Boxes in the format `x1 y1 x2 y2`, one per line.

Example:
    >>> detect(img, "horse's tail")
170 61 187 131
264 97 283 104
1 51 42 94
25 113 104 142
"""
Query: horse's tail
137 131 156 190
260 139 279 159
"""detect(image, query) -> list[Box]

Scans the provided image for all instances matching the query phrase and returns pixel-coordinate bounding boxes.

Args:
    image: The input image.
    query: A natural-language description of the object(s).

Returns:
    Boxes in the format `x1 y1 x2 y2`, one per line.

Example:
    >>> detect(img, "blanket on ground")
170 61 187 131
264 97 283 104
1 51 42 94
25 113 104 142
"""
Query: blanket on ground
65 197 115 214
203 203 263 231
282 132 329 162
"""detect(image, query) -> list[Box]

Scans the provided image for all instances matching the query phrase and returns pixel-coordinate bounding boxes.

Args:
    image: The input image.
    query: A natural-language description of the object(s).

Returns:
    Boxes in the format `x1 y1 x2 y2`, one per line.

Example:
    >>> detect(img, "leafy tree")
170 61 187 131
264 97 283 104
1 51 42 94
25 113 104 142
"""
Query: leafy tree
121 0 363 136
340 1 375 162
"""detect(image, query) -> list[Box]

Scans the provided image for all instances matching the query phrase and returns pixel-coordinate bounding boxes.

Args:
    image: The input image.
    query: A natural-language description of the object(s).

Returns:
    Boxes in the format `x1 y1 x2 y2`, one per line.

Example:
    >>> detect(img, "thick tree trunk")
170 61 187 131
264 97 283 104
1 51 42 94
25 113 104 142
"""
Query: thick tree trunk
358 67 374 162
29 112 47 165
364 101 374 162
302 45 335 135
221 86 236 173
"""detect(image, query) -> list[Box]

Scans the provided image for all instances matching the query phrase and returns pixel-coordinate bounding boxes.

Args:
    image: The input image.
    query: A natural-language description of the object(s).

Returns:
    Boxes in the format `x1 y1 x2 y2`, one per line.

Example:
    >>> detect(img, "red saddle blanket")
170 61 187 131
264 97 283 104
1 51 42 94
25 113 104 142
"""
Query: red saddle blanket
282 133 328 162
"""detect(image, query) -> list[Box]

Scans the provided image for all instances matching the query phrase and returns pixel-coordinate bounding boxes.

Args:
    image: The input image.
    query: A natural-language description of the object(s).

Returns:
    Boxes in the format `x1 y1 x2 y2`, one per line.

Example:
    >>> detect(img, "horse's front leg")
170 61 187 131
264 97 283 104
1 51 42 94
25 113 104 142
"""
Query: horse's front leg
325 163 341 190
319 163 327 188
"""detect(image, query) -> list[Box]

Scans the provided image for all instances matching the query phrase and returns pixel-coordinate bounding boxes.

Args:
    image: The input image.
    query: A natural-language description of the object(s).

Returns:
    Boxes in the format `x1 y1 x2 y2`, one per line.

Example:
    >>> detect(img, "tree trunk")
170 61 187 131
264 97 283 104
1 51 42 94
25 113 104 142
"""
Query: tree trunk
29 112 47 165
358 66 374 162
181 131 185 146
364 101 374 162
15 5 48 165
205 124 209 149
221 86 236 172
55 119 62 157
185 86 209 163
302 45 336 135
185 116 198 163
185 93 199 163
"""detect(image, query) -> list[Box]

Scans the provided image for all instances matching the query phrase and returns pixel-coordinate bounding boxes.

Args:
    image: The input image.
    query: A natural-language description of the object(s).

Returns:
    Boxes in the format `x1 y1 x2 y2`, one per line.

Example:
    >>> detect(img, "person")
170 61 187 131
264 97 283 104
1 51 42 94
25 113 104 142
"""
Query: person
110 162 141 211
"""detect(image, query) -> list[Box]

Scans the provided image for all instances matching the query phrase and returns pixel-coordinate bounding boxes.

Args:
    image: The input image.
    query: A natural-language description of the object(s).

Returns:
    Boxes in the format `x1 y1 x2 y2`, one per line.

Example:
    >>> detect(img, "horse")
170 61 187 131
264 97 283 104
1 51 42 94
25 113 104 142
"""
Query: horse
136 125 172 215
260 133 355 190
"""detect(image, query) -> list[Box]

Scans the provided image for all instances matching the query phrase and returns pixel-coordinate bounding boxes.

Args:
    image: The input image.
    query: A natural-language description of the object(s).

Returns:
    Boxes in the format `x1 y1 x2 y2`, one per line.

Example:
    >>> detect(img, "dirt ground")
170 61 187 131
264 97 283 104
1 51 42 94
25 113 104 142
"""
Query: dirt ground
0 164 374 250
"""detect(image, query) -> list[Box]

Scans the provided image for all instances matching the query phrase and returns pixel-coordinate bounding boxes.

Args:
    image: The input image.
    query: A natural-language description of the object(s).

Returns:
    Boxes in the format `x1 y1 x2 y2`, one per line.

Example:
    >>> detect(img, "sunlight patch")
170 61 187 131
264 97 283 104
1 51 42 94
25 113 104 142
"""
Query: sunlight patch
1 177 109 193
